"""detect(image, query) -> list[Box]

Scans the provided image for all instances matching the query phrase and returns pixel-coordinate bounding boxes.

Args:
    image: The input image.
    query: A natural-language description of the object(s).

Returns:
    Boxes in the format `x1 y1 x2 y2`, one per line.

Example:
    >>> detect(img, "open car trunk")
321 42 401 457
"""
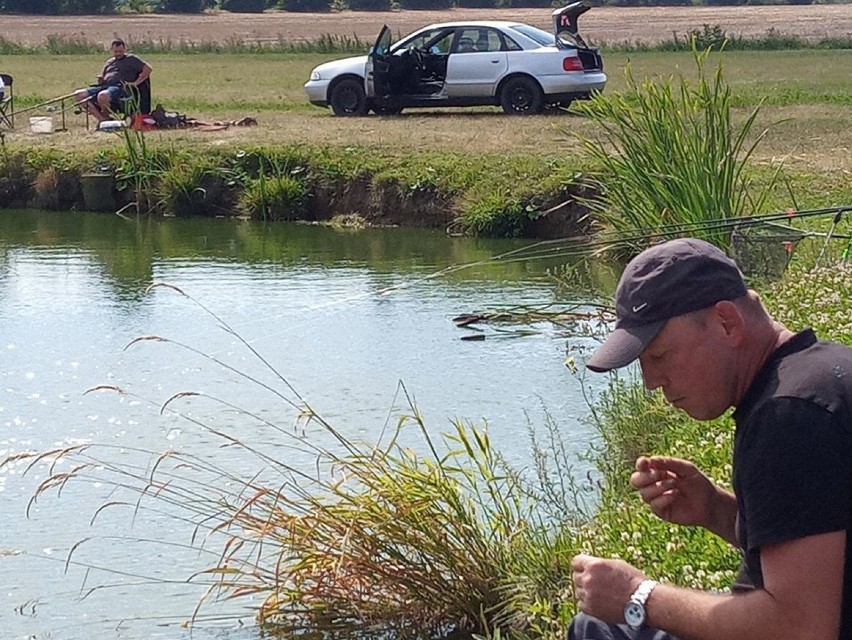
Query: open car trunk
552 1 604 72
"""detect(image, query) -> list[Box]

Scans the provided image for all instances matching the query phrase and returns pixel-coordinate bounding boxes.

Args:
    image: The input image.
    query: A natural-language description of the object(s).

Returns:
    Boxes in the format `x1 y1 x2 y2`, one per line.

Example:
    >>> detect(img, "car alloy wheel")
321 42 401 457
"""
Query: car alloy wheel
330 78 367 117
500 76 544 115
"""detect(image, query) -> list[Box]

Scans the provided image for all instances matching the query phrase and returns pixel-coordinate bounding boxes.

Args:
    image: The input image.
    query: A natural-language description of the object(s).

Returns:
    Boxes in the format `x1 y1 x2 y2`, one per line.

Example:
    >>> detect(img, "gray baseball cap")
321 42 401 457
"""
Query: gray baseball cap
586 238 748 372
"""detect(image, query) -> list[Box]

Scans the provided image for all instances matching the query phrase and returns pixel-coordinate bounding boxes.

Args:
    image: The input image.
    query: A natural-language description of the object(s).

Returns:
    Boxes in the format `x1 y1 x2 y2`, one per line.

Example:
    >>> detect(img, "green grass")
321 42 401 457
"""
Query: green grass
600 50 852 107
6 50 852 114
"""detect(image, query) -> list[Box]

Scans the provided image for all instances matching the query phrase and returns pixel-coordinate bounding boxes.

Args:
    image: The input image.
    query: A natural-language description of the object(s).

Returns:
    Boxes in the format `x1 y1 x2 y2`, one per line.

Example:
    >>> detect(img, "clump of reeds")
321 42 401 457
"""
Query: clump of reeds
572 47 783 252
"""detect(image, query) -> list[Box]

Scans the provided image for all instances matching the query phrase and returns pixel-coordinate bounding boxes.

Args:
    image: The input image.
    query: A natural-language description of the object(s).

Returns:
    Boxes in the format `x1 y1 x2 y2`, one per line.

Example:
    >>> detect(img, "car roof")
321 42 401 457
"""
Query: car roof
414 21 527 30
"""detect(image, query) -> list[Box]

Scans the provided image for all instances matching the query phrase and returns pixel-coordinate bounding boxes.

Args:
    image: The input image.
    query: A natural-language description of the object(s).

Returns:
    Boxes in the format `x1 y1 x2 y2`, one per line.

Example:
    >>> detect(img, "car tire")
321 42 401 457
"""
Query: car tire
500 77 544 115
329 78 367 117
547 99 573 112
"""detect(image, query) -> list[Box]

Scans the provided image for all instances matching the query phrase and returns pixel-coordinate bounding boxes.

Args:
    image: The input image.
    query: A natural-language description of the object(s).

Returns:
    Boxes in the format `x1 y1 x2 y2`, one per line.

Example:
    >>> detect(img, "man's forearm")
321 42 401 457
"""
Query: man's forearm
134 65 152 86
704 487 738 546
647 583 836 640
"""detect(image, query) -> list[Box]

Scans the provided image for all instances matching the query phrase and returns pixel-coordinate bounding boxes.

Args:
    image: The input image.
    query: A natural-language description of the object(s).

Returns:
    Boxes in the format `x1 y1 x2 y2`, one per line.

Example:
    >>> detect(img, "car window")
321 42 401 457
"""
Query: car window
426 31 454 54
453 28 504 54
472 28 503 53
454 29 479 54
397 28 453 55
502 33 523 51
507 24 556 48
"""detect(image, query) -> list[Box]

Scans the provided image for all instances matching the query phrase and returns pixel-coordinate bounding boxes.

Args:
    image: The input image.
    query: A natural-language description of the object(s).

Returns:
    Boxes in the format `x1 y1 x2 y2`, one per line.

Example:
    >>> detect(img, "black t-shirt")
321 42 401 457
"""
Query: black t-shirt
732 329 852 638
101 54 146 86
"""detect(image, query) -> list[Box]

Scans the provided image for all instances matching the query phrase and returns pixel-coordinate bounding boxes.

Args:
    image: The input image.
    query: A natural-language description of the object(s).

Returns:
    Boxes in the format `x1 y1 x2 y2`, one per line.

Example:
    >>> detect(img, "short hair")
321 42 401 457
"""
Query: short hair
111 39 126 48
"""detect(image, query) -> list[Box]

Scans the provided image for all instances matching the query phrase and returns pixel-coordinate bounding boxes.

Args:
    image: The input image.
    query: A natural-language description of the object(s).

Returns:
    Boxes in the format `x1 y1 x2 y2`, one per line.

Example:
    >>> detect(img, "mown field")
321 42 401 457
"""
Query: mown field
5 48 852 178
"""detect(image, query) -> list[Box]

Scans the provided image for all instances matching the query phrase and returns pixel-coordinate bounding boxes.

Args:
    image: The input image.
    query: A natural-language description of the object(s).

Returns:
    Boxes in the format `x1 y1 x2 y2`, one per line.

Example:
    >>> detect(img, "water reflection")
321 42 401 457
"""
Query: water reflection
0 209 606 640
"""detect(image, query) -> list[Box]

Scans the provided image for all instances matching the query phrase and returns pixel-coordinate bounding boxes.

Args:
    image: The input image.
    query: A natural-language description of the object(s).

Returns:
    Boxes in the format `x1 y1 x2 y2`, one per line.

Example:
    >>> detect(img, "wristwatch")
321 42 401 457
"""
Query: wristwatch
623 579 658 631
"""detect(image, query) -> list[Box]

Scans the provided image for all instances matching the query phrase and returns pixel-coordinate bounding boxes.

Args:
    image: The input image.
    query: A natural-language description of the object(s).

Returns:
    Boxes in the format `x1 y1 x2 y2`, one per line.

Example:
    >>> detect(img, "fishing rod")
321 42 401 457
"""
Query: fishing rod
12 91 84 131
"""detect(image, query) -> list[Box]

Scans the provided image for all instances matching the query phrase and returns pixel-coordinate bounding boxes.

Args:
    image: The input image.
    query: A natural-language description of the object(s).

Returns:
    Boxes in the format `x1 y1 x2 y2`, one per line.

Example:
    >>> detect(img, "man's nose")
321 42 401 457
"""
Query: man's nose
640 362 664 391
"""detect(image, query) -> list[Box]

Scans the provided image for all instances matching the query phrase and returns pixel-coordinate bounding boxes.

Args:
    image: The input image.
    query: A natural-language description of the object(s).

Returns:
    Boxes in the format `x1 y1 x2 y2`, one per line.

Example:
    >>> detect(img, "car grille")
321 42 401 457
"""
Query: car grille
578 48 603 72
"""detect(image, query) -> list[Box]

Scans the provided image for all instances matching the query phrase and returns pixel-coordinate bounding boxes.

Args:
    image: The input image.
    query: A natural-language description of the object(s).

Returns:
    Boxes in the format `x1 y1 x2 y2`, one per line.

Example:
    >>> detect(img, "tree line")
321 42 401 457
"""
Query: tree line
0 0 818 15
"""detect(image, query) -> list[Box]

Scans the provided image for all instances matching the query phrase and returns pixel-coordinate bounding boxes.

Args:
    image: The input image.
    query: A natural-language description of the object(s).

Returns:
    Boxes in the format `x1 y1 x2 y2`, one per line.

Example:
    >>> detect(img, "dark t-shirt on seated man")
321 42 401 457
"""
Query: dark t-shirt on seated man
100 53 147 87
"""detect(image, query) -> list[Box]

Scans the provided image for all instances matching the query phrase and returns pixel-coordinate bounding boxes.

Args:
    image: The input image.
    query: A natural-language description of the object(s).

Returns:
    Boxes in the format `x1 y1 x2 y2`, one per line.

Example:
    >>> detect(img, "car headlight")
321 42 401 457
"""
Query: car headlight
310 70 321 82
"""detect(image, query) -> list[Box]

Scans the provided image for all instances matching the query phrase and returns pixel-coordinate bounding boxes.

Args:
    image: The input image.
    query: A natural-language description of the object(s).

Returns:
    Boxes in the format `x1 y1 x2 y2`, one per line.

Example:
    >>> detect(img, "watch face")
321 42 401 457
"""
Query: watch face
624 601 646 629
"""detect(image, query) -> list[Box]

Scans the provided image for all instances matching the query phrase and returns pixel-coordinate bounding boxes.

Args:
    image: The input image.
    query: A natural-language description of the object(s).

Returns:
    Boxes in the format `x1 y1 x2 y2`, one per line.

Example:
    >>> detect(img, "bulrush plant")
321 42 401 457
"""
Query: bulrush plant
116 121 166 214
3 284 581 640
573 48 783 252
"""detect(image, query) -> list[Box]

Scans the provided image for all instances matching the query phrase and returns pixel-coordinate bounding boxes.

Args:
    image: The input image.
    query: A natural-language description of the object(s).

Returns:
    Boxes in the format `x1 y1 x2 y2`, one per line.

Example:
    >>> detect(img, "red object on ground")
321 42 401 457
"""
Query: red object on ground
130 113 156 131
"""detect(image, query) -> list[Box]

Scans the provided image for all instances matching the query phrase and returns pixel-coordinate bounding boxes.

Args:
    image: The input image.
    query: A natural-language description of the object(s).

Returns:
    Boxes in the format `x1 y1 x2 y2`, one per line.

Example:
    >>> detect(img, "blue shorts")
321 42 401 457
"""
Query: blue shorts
86 85 123 101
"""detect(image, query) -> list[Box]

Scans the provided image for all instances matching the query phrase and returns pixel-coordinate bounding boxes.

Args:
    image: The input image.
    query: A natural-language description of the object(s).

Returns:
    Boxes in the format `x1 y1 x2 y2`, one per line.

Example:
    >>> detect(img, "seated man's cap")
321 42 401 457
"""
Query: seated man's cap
586 237 748 373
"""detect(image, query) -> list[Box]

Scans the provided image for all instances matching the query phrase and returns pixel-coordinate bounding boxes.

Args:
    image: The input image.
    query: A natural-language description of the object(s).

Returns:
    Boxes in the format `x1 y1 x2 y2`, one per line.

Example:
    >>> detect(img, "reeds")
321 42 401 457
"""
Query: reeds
573 47 783 252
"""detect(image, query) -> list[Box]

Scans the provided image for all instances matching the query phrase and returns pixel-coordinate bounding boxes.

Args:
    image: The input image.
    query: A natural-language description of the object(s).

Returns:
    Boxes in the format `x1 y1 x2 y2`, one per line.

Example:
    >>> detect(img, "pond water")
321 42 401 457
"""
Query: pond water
0 210 610 640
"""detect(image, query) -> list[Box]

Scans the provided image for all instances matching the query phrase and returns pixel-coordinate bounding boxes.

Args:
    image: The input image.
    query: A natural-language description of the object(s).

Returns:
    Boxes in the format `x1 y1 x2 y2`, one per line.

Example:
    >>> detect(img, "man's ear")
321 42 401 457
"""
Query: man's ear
713 300 745 344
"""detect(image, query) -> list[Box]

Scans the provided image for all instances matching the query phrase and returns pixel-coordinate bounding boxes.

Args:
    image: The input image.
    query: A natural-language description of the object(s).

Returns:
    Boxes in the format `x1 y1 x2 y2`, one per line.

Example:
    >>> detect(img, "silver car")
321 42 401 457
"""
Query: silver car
304 1 606 116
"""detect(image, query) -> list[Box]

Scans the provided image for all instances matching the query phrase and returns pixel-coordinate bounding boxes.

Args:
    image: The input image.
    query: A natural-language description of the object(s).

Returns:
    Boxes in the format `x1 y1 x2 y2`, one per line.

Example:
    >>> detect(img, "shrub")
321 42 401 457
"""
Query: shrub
156 0 207 11
348 0 392 9
222 0 268 10
239 174 308 221
507 0 553 7
2 0 62 13
455 0 499 6
64 0 115 12
397 0 454 9
278 0 331 10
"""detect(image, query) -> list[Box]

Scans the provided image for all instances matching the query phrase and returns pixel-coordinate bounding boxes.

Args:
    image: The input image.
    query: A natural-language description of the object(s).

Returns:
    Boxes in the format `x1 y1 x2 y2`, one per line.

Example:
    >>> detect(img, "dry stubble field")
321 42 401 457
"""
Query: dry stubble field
6 5 852 47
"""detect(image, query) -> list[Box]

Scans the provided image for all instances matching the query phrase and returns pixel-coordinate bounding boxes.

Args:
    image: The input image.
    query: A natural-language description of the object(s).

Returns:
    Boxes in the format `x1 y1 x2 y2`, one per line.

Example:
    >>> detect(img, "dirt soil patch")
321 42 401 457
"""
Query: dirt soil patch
4 5 851 47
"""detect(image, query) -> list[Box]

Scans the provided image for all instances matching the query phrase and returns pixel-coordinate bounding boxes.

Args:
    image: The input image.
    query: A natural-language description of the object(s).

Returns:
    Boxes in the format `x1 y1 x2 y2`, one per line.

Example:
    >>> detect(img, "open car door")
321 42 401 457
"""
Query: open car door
552 1 592 49
366 25 393 99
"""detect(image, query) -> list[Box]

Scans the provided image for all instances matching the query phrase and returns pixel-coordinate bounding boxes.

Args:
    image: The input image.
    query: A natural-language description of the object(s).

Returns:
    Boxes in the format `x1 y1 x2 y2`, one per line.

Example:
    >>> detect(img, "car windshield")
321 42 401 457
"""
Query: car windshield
508 24 556 47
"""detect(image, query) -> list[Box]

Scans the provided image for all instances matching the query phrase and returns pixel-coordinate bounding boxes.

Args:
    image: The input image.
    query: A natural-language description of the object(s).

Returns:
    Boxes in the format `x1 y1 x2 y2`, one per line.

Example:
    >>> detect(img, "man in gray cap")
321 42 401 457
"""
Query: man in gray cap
570 238 852 640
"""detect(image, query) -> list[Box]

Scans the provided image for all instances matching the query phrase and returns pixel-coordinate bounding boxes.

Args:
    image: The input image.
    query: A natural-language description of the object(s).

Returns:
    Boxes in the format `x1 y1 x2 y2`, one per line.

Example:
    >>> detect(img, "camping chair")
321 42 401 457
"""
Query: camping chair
86 78 152 129
0 74 14 128
117 78 151 117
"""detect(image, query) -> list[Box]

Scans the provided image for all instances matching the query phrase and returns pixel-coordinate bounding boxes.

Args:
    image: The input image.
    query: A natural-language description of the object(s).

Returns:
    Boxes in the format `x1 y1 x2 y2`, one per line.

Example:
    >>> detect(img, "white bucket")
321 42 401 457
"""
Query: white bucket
29 116 54 134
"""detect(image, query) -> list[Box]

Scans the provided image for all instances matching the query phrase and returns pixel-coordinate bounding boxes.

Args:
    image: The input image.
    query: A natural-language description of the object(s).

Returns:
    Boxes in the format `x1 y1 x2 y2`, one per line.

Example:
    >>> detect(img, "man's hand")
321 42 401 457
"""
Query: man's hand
631 456 729 530
572 554 647 623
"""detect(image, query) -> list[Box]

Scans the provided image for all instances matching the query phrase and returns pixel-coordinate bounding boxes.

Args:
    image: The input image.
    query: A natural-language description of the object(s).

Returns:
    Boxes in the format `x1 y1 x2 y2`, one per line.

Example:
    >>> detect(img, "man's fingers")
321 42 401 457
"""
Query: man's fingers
635 456 651 472
647 456 698 476
571 553 595 572
630 466 676 490
646 491 677 517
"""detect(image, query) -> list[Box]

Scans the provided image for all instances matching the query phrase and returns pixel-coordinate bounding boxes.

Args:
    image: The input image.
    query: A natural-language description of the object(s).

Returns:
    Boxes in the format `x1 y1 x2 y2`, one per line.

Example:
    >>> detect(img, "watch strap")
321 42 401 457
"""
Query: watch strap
630 579 658 607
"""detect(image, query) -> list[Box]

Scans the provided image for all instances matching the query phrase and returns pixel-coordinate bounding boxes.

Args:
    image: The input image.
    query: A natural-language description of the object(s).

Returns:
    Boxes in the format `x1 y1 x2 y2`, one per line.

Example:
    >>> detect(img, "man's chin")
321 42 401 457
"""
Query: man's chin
680 404 726 421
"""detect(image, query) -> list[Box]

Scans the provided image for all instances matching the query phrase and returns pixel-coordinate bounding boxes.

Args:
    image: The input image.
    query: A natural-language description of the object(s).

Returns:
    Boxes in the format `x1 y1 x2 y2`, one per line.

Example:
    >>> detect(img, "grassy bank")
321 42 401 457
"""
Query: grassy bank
0 143 596 236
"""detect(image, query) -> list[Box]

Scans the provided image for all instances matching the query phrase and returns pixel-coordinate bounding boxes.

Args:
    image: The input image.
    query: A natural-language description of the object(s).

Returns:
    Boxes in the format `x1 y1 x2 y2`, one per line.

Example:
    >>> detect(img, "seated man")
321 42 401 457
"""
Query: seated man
75 38 152 124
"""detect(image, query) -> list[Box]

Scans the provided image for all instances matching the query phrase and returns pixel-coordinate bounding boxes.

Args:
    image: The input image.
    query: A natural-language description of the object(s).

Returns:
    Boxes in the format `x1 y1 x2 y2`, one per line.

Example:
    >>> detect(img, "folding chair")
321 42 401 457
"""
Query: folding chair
118 78 151 117
0 74 14 128
87 78 152 130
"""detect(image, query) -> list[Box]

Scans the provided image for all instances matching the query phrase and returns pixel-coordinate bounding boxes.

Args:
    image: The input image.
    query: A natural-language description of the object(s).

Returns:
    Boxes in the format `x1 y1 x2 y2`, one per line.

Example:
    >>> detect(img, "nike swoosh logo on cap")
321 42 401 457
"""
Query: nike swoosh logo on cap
632 303 648 313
